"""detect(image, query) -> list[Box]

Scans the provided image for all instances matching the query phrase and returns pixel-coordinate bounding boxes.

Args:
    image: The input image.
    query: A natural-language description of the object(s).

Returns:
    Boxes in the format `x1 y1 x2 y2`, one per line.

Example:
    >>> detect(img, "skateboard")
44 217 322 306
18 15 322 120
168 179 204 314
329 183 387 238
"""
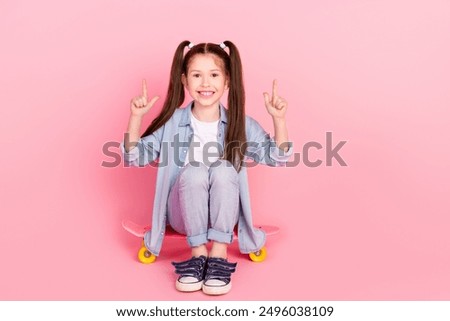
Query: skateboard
122 219 279 264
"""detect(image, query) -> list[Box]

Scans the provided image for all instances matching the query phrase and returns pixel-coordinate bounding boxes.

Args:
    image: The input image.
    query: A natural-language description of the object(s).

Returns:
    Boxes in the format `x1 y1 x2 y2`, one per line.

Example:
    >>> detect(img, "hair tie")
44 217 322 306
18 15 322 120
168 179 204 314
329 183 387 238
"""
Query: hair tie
188 42 195 49
219 42 227 49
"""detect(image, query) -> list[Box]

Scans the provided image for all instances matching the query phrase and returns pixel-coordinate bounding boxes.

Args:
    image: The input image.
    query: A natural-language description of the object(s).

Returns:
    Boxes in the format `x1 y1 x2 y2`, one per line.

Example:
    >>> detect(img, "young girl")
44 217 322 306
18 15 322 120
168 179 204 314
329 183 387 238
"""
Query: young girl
121 40 292 295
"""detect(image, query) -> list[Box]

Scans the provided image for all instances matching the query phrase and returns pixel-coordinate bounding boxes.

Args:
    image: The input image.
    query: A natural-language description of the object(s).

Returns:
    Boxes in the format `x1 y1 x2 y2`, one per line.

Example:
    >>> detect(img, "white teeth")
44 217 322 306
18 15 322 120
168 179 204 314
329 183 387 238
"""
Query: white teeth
199 91 213 96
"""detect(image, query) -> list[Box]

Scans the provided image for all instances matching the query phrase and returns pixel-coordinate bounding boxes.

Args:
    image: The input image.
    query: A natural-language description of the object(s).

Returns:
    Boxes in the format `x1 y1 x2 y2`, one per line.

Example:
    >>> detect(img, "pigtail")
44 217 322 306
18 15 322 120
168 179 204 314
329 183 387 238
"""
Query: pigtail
223 40 247 172
141 40 191 138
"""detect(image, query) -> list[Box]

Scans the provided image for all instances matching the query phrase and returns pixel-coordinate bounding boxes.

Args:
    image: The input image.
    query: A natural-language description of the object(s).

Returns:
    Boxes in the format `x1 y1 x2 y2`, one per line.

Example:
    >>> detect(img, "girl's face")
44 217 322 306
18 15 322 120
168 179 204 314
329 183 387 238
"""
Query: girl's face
182 53 229 109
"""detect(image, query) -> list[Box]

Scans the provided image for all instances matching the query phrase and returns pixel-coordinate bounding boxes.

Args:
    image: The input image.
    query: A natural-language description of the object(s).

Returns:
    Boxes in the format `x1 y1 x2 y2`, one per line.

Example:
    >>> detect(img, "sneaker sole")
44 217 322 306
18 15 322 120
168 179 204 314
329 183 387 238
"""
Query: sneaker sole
202 282 232 295
175 280 203 292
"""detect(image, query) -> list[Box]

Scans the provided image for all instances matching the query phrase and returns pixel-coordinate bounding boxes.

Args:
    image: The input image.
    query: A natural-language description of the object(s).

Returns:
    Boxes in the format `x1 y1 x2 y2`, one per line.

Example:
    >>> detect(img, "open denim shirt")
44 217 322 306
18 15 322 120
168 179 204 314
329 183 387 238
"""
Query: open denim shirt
120 101 293 256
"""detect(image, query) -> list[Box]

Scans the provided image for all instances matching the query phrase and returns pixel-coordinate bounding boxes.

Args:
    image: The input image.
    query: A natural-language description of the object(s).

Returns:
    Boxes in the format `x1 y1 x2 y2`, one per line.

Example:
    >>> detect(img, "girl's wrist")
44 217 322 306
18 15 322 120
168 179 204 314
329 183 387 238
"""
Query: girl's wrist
130 114 144 121
272 116 287 125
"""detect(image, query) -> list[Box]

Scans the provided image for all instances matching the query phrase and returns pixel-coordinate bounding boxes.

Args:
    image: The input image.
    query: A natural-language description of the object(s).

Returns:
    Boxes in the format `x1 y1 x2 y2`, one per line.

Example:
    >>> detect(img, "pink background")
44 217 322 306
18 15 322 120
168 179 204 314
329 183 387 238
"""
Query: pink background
1 0 449 300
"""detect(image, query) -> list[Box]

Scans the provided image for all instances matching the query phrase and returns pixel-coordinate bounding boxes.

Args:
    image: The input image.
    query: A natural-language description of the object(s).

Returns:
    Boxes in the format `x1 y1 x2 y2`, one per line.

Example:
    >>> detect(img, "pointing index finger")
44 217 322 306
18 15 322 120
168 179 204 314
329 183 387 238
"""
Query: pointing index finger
272 79 278 99
142 79 148 99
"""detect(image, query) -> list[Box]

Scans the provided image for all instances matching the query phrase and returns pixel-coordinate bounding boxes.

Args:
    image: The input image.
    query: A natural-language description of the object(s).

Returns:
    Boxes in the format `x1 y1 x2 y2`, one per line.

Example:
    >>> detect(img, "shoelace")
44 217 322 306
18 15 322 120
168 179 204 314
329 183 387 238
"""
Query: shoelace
204 258 237 283
171 256 207 280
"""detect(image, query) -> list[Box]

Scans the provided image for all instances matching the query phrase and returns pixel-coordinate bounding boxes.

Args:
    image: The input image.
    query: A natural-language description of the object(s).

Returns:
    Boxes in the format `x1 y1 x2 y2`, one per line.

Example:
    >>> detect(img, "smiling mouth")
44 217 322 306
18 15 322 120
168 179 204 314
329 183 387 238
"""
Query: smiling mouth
198 91 215 97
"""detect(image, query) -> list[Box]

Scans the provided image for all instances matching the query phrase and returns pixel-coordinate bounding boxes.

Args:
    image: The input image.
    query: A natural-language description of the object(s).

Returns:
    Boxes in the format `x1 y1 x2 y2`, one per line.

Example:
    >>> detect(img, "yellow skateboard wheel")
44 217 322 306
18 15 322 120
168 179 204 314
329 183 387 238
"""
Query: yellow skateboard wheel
138 244 156 264
249 246 267 262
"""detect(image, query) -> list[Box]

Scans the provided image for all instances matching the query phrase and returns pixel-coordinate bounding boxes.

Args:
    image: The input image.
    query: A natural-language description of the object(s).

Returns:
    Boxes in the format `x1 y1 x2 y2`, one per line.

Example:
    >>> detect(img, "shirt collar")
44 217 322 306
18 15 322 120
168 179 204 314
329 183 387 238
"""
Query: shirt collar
179 101 228 126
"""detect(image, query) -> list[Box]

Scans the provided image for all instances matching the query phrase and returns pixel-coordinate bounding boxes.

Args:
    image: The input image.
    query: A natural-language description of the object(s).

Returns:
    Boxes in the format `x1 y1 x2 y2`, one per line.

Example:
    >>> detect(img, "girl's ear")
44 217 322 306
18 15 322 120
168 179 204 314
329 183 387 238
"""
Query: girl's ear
181 73 187 87
225 76 230 90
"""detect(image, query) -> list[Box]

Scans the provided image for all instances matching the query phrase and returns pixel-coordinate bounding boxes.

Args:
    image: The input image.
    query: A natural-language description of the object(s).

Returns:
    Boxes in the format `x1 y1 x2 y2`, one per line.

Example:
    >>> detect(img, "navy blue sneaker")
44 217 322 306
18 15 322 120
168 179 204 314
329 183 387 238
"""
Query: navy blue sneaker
202 257 237 295
171 256 207 292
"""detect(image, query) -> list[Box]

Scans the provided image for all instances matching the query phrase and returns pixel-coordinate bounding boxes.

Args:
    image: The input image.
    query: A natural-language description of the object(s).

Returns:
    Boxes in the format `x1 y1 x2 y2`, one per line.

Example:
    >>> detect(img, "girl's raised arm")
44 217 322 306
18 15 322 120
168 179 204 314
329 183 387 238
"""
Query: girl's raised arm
125 79 159 152
263 79 289 152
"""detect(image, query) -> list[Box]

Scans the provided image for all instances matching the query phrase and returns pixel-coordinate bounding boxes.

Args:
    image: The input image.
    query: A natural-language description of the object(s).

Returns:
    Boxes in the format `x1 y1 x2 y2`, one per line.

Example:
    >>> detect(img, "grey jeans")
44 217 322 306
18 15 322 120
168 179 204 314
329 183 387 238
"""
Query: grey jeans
167 160 240 247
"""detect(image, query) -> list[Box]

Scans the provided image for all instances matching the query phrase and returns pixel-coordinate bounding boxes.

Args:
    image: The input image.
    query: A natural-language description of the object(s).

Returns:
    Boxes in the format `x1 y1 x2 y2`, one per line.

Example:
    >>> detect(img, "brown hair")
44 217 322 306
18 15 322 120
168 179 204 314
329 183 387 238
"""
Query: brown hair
141 40 247 172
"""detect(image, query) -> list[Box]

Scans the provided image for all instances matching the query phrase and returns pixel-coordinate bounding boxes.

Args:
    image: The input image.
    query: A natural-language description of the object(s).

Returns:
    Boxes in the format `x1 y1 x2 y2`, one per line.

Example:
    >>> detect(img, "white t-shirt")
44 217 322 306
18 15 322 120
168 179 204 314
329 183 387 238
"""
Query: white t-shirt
184 111 221 167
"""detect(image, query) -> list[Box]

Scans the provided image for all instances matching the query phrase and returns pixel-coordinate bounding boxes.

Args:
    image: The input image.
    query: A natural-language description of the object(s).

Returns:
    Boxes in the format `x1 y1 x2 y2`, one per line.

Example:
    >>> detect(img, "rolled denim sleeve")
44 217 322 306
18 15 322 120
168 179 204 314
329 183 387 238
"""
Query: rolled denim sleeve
245 116 293 167
120 126 163 167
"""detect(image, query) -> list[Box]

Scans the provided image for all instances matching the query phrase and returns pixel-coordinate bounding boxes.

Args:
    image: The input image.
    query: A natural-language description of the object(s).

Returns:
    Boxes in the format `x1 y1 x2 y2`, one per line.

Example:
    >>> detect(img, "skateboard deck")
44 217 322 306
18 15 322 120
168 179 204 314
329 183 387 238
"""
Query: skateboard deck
122 219 279 239
122 219 279 263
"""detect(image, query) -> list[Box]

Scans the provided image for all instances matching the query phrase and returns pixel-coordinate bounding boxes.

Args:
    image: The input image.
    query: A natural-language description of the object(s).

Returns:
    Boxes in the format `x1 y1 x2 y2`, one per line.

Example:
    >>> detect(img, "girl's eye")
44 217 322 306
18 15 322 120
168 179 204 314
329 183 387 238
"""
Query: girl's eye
212 73 219 77
193 74 201 78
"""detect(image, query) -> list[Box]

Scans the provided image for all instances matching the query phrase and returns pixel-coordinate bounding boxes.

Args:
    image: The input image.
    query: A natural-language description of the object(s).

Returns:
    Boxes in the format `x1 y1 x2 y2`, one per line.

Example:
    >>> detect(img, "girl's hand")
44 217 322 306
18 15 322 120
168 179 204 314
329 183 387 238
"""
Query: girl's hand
130 79 159 117
263 79 288 120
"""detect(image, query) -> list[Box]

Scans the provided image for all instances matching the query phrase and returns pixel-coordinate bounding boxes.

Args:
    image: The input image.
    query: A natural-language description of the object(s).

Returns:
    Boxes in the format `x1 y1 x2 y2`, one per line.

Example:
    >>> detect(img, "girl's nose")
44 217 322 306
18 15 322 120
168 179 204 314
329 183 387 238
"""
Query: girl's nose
201 78 210 87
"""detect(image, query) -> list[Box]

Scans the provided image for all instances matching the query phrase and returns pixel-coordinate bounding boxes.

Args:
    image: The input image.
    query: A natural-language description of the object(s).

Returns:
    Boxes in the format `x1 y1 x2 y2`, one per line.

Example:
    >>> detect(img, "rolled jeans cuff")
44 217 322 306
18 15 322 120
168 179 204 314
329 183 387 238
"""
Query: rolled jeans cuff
207 228 234 244
187 232 208 247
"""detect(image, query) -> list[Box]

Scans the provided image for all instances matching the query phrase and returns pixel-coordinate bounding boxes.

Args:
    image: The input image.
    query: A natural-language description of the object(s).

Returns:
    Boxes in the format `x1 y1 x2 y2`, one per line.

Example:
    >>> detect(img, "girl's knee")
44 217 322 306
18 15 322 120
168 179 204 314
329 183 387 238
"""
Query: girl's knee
209 159 238 181
179 161 209 186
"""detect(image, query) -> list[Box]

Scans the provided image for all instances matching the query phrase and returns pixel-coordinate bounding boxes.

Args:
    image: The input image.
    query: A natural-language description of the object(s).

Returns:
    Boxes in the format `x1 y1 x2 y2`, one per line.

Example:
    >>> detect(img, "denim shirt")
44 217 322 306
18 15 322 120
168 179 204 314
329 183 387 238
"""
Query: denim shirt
120 101 293 255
